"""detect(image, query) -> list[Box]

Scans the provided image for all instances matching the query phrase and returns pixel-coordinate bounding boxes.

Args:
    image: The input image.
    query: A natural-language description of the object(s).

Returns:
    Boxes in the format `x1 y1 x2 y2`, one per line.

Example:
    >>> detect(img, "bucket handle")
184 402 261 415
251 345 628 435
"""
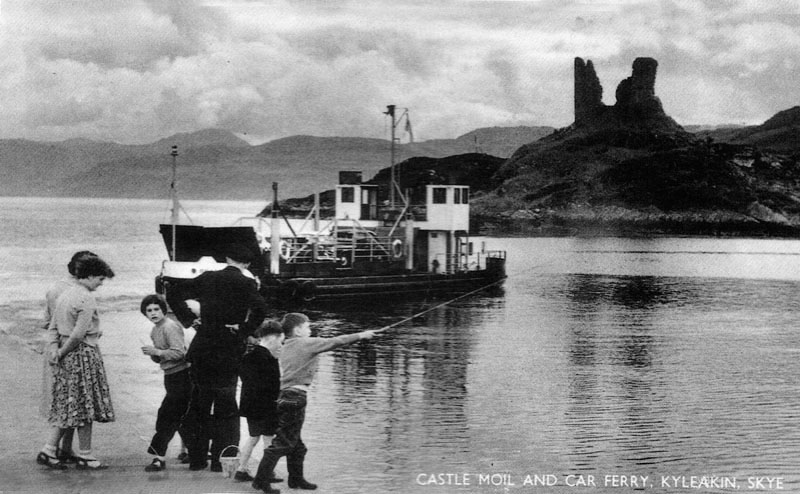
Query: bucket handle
219 444 240 459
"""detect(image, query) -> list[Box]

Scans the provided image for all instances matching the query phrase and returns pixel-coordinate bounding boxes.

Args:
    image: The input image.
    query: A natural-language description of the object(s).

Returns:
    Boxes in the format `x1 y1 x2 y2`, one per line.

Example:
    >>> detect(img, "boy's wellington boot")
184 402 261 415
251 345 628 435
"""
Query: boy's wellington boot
253 450 281 493
287 458 318 490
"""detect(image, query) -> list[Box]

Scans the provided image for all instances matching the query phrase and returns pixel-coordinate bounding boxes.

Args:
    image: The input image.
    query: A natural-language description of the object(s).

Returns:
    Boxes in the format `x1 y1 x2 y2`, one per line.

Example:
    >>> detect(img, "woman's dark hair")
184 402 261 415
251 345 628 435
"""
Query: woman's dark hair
67 251 98 276
140 294 167 316
73 256 115 279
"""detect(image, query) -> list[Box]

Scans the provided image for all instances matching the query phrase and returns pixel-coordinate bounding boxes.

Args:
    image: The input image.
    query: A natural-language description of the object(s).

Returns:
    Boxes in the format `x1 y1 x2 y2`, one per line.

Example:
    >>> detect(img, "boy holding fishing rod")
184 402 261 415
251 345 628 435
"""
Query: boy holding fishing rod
252 313 378 493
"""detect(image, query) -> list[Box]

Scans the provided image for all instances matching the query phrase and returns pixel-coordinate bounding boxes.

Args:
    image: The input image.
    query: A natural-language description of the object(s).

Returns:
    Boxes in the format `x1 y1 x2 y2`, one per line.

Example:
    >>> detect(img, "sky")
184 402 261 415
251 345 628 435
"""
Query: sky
1 0 798 145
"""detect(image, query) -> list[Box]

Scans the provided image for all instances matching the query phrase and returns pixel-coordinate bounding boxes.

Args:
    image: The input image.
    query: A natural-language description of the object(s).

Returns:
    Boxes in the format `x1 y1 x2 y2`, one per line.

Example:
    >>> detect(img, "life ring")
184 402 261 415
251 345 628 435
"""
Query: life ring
391 239 403 258
338 256 349 267
299 281 317 302
279 240 292 260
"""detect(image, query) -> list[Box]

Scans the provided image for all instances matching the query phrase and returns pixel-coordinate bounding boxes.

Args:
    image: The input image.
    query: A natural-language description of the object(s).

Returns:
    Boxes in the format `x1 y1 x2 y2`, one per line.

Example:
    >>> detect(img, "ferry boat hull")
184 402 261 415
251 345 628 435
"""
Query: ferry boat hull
156 224 506 306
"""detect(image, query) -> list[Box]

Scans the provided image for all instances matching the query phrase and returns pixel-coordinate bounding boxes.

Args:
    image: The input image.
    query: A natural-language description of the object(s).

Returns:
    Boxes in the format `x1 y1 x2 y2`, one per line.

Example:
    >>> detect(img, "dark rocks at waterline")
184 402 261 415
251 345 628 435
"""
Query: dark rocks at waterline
474 209 800 238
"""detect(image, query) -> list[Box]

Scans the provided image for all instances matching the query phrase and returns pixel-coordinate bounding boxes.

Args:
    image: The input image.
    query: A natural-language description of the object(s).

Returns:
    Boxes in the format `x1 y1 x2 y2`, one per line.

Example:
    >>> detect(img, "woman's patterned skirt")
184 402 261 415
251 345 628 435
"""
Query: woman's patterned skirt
49 343 115 428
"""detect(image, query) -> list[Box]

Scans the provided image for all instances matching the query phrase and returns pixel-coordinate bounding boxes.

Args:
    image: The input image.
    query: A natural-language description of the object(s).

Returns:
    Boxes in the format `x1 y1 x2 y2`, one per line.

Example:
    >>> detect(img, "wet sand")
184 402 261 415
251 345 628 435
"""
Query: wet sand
0 310 307 494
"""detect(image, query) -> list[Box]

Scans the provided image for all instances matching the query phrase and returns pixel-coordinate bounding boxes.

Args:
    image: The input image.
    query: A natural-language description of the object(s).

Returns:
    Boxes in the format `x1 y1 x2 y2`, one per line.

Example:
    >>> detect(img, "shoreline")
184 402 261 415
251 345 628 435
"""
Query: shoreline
477 217 800 239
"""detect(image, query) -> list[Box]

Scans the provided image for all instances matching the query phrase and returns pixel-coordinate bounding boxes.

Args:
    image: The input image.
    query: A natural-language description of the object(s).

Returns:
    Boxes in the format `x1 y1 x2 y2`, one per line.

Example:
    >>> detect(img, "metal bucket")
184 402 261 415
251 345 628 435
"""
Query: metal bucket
219 445 240 478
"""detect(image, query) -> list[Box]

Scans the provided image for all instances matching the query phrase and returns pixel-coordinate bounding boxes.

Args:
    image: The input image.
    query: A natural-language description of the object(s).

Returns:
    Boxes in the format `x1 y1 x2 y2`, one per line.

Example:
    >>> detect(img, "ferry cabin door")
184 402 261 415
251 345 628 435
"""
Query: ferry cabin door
360 187 378 220
413 228 428 272
426 231 450 273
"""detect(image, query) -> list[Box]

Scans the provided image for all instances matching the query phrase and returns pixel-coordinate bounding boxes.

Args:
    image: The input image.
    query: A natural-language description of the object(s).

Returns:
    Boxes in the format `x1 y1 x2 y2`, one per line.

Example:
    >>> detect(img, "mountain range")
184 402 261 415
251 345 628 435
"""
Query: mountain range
0 126 553 201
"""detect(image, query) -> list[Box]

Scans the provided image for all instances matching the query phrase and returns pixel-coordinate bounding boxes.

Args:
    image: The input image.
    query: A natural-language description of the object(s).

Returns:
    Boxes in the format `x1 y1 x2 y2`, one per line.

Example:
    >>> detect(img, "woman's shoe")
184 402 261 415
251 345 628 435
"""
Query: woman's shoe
74 456 108 470
56 448 78 464
36 451 68 470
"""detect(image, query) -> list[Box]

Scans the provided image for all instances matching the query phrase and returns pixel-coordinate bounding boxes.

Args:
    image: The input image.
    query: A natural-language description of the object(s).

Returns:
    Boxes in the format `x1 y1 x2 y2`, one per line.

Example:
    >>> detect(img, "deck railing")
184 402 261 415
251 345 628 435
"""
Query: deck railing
432 250 506 274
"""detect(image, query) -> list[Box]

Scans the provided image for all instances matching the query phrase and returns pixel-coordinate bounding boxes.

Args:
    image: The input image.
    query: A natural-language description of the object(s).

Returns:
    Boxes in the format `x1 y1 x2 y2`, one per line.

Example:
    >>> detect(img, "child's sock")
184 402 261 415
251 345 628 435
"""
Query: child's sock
77 449 97 460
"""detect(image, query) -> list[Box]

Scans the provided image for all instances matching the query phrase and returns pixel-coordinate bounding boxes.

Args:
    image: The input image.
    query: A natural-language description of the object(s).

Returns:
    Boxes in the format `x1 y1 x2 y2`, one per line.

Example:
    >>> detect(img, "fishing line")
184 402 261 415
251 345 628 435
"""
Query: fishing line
373 257 558 334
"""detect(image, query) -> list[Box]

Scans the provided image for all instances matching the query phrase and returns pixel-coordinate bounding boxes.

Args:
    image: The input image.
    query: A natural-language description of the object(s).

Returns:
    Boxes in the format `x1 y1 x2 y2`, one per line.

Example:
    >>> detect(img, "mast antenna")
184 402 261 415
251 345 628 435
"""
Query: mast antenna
170 145 178 261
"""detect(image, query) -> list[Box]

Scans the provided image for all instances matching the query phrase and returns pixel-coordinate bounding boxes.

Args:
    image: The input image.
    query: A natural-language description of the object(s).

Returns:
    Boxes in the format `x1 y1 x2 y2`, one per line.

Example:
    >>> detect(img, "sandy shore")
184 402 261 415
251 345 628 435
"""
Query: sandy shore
0 310 304 494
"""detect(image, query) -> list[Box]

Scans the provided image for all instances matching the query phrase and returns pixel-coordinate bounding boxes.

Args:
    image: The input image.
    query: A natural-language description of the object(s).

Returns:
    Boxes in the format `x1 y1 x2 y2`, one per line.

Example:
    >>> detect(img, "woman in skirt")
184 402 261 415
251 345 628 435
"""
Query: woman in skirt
40 251 97 463
37 256 116 470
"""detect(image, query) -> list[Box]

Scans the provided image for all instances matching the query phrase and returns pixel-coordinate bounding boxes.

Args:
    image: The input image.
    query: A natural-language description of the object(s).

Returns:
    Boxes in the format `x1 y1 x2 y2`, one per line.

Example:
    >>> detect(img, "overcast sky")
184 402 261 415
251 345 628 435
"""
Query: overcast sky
1 0 798 145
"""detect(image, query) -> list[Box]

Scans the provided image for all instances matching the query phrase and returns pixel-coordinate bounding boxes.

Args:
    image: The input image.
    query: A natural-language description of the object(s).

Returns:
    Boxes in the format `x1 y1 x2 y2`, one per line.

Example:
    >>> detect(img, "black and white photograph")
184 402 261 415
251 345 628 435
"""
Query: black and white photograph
1 1 799 493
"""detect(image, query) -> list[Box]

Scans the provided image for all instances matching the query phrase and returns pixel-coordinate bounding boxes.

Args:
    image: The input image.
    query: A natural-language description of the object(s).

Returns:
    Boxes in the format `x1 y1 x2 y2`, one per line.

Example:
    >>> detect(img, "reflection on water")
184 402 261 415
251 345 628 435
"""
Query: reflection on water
304 238 800 492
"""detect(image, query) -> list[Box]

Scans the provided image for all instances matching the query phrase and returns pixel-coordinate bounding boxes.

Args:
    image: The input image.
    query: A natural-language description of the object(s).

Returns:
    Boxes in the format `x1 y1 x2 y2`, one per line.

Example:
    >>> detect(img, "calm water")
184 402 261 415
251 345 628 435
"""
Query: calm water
3 197 800 493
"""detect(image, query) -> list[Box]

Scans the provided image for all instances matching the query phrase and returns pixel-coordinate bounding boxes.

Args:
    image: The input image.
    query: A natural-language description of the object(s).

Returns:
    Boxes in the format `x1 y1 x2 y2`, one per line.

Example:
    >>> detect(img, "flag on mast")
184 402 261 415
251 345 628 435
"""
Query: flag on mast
405 114 414 143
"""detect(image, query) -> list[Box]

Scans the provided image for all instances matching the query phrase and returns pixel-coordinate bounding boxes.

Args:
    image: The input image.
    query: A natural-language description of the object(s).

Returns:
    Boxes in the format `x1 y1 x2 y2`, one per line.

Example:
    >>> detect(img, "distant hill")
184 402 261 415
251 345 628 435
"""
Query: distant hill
276 153 507 217
150 128 251 150
0 126 553 201
696 106 800 153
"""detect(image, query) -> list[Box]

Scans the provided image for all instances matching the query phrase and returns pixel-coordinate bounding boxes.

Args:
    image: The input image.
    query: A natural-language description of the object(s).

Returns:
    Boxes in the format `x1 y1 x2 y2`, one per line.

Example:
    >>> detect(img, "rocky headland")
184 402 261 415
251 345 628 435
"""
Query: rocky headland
469 57 800 237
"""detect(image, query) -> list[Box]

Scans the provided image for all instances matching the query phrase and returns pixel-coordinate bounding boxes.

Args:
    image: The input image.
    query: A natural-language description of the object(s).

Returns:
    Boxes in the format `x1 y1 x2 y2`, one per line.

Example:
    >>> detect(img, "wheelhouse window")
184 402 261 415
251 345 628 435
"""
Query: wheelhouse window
432 187 447 204
454 188 461 204
460 188 469 204
341 186 355 203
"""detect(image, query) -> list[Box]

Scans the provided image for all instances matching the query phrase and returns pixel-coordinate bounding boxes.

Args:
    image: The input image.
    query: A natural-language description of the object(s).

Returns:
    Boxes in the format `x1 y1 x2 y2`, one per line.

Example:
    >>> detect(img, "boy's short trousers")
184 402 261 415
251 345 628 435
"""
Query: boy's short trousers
246 417 278 437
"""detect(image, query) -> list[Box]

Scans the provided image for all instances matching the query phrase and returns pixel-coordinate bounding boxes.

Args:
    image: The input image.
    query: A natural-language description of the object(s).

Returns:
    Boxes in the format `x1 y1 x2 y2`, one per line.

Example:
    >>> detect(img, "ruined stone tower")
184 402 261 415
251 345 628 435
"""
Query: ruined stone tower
573 56 682 133
574 58 603 125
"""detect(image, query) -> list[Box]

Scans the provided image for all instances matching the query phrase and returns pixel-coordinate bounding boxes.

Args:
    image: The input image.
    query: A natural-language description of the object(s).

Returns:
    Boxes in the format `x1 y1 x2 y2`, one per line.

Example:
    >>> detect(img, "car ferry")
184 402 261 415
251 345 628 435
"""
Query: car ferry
156 172 506 305
155 106 506 305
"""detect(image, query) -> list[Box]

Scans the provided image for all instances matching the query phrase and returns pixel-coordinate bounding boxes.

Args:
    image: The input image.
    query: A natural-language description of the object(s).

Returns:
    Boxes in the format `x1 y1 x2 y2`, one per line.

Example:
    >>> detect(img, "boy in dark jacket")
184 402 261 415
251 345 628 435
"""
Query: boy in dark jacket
234 320 284 482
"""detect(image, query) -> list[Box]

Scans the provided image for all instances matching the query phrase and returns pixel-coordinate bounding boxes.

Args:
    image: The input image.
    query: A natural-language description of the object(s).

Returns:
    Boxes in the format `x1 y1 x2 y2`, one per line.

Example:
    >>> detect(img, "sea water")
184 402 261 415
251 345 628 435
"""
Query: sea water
3 196 800 492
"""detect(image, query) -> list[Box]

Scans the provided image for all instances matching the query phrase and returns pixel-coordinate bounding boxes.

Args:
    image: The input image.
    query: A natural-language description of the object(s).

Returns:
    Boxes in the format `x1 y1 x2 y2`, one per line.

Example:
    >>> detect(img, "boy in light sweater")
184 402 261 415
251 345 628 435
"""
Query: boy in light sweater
139 294 191 472
252 313 376 494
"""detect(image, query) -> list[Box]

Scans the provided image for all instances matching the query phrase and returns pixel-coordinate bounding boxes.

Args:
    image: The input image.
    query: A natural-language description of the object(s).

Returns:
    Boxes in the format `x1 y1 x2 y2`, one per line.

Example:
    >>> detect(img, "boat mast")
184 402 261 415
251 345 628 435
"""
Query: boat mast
385 105 397 208
269 182 281 276
170 145 179 261
384 105 409 209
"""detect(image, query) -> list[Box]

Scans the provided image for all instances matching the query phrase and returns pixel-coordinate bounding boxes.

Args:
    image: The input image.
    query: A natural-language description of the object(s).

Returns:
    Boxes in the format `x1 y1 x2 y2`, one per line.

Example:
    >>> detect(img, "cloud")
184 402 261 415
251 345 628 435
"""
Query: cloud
0 0 798 143
23 96 105 128
7 0 230 71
